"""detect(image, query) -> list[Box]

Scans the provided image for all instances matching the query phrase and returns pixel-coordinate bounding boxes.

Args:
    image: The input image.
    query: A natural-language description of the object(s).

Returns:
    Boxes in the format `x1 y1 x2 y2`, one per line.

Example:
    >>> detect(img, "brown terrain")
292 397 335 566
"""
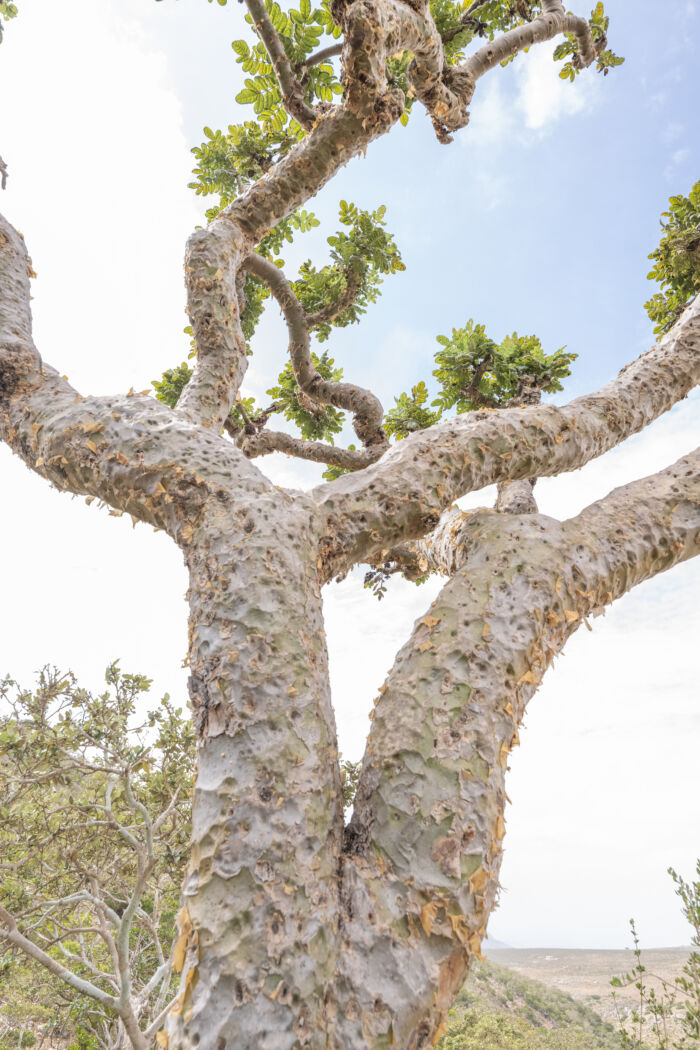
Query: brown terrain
488 946 692 1029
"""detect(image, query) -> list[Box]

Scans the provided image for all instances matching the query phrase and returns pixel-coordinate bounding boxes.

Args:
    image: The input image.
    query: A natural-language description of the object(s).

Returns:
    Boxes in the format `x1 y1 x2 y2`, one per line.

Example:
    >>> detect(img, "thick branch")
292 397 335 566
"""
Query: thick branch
313 295 700 580
336 446 700 1047
1 211 276 547
0 213 42 394
243 253 389 449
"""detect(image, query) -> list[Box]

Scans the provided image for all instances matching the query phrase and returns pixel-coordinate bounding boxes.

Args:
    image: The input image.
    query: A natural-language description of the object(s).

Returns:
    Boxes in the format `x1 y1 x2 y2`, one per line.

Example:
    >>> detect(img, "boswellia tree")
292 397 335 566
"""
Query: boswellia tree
0 0 698 1046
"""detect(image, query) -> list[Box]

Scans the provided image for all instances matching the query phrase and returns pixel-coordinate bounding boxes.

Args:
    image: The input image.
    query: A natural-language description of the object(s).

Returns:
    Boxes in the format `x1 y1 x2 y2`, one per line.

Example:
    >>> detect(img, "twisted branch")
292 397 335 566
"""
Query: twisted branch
243 253 389 450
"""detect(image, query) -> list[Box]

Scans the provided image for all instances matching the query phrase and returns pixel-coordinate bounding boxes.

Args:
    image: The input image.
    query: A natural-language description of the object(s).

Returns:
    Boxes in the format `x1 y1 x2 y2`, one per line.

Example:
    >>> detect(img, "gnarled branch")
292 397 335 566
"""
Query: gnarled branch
0 213 270 547
336 445 700 1048
235 424 383 470
243 252 389 450
464 0 596 83
313 294 700 580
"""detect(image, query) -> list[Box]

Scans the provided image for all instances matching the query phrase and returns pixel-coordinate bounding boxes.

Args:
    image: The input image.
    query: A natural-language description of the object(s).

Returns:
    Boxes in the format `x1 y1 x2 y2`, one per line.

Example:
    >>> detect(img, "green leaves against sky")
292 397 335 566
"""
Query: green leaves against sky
645 181 700 336
149 0 681 480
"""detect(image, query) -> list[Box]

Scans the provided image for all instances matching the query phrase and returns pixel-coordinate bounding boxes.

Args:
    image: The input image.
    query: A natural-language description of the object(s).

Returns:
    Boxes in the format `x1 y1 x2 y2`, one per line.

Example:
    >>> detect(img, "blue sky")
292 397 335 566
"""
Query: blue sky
0 0 698 948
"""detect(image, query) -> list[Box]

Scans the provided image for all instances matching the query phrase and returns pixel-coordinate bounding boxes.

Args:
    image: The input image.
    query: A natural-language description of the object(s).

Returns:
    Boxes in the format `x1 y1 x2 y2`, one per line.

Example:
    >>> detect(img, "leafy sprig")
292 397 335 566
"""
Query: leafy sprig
645 180 700 336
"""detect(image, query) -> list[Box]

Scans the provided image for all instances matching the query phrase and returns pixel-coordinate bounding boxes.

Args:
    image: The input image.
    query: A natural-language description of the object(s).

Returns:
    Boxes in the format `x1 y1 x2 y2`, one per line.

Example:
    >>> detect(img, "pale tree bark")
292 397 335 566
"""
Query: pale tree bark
1 0 699 1046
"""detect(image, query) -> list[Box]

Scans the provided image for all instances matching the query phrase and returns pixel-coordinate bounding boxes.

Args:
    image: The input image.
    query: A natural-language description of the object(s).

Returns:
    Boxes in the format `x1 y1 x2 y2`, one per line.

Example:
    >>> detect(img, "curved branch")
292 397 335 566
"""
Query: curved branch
243 253 389 450
0 905 119 1011
297 42 343 74
174 0 602 424
1 211 271 547
464 0 596 83
336 446 700 1047
243 0 316 130
414 0 596 143
236 425 383 470
306 268 362 327
312 294 700 580
174 0 418 428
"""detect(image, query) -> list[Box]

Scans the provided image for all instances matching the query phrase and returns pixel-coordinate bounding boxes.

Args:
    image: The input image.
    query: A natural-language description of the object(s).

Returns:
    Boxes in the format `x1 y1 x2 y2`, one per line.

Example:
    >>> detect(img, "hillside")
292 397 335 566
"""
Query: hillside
486 946 691 1024
439 957 619 1049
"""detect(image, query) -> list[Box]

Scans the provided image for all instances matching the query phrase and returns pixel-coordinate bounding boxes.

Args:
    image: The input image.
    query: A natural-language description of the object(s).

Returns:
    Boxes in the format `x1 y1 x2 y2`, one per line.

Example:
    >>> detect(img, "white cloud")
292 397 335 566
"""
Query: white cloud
516 43 600 131
466 41 601 147
663 120 685 144
665 147 691 181
0 0 201 394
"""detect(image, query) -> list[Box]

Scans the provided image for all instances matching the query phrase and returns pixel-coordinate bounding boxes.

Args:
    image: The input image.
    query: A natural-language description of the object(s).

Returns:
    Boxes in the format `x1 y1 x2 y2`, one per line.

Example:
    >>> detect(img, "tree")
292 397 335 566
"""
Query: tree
611 862 700 1049
0 666 194 1050
0 0 697 1047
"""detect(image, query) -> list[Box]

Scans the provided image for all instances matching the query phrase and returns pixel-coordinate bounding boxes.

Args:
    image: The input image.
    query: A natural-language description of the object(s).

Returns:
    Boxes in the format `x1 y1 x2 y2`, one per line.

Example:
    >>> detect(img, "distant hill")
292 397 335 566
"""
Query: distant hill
439 957 618 1049
483 936 511 950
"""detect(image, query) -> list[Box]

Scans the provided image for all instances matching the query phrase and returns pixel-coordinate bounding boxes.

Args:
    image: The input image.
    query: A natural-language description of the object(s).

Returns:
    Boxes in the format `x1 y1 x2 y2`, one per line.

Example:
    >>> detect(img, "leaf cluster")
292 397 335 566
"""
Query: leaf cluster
553 3 623 81
295 202 404 341
645 181 700 336
384 322 576 440
267 350 345 440
0 2 18 44
235 0 342 115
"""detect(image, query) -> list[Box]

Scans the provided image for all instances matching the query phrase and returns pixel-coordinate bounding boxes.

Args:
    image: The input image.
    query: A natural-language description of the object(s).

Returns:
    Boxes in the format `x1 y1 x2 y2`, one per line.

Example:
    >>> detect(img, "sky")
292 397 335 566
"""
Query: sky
0 0 698 949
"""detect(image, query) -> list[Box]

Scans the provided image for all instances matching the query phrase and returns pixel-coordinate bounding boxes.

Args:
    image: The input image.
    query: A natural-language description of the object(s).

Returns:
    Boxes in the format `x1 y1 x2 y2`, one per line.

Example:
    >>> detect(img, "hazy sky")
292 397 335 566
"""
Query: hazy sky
0 0 698 948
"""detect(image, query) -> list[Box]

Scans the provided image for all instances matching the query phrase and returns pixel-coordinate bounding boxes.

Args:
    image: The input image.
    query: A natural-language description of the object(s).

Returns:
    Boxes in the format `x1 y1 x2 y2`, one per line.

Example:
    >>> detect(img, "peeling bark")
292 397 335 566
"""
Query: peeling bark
313 294 700 579
338 448 700 1047
169 494 344 1050
2 0 699 1045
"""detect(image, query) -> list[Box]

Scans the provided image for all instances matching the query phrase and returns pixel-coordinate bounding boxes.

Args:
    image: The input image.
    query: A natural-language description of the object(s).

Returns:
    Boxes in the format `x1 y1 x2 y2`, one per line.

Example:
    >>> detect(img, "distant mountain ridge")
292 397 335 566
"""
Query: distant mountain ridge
483 935 511 950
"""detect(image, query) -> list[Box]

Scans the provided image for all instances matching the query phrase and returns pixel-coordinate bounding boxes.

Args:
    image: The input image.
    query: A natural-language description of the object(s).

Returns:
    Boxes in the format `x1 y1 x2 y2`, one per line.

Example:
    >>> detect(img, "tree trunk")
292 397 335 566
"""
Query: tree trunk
169 491 343 1049
166 448 700 1050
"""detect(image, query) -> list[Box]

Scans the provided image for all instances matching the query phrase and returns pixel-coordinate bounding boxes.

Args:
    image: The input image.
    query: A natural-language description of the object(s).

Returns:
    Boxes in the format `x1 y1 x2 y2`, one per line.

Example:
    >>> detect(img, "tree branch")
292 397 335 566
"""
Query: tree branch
0 906 119 1011
174 0 599 426
1 211 274 547
306 268 362 327
336 445 700 1047
312 295 700 580
243 253 389 450
297 42 343 74
464 0 596 83
236 424 383 470
243 0 317 130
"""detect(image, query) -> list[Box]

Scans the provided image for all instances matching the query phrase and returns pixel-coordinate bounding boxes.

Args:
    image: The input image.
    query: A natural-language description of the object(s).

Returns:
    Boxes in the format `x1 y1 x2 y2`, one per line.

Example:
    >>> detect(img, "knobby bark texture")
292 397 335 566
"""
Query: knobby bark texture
2 0 699 1046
